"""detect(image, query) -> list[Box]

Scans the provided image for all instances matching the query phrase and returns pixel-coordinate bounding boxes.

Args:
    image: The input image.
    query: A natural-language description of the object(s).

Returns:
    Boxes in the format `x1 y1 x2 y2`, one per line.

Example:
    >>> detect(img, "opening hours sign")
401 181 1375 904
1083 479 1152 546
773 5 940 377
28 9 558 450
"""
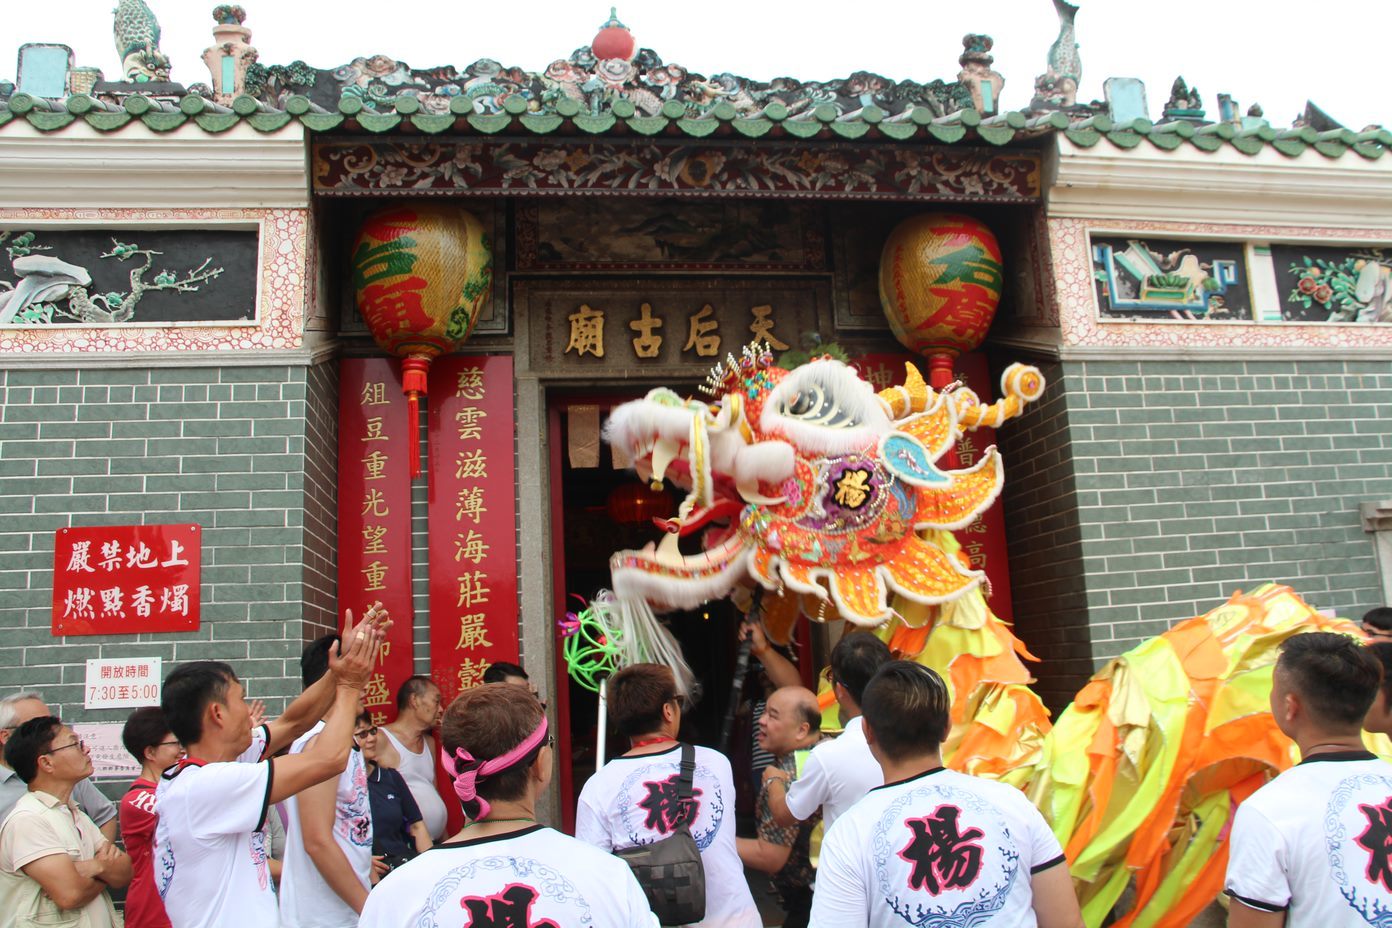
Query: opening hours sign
52 524 201 636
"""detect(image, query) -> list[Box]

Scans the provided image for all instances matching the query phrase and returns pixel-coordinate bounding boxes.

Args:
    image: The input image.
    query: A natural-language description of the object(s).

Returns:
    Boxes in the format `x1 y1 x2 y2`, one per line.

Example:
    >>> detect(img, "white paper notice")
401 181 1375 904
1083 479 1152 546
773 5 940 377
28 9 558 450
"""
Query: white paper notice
73 722 140 779
84 657 162 709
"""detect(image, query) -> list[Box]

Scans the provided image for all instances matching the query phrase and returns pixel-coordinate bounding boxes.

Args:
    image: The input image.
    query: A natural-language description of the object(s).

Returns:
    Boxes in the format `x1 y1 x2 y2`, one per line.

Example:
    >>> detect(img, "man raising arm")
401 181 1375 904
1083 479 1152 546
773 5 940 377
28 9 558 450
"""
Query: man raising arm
153 606 386 928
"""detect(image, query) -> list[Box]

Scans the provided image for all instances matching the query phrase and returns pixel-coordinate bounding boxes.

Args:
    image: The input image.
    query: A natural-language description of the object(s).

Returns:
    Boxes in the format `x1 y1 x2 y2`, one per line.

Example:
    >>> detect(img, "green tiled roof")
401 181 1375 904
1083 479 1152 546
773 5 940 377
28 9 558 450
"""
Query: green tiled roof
4 91 1391 161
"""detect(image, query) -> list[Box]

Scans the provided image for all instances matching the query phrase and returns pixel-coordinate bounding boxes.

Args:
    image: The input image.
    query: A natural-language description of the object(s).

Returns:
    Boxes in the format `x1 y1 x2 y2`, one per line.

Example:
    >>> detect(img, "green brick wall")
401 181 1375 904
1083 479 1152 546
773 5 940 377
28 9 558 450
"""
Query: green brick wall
0 363 338 726
1002 357 1392 702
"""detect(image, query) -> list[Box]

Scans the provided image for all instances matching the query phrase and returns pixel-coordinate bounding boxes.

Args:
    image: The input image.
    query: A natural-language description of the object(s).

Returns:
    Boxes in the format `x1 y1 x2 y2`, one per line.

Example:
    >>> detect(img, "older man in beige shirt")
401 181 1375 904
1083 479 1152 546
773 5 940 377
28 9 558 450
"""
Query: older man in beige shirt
0 716 131 928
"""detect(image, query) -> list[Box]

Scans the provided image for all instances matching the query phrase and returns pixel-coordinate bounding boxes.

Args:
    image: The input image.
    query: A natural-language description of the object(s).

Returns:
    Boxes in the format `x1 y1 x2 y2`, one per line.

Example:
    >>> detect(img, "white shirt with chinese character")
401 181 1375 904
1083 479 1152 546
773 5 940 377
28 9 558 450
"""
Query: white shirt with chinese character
575 744 760 928
1226 751 1392 925
360 825 657 928
809 767 1066 928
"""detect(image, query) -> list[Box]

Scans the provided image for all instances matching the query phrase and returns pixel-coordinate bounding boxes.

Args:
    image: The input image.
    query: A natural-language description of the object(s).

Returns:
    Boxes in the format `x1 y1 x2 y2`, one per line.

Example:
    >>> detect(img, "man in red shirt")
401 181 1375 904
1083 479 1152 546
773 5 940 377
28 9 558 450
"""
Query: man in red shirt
119 707 184 928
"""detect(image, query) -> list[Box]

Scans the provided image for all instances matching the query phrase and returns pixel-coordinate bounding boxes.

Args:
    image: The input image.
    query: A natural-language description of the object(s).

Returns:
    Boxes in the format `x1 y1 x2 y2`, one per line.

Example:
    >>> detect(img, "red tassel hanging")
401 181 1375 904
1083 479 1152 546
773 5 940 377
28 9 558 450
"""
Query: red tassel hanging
401 357 429 478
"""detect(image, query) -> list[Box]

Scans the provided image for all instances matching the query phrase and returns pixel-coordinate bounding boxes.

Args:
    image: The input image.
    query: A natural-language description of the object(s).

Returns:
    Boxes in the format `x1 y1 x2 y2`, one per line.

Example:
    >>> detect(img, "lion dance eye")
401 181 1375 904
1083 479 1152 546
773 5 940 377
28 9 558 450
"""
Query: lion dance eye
779 384 859 428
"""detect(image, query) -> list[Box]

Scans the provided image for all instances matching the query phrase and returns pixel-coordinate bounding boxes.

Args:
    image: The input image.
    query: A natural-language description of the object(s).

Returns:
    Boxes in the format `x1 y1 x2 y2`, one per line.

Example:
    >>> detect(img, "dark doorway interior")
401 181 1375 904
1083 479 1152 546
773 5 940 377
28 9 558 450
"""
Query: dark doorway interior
548 394 745 832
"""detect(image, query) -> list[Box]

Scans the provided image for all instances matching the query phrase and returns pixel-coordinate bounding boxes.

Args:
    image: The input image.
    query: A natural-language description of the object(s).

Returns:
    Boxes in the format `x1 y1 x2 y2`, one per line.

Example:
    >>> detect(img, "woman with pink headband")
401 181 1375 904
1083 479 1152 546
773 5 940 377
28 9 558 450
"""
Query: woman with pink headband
359 683 658 928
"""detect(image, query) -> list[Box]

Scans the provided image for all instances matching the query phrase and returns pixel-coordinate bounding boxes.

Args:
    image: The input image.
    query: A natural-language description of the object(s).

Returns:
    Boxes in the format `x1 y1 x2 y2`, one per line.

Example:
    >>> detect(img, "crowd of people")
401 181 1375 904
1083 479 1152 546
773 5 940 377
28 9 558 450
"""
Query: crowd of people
1 606 1391 926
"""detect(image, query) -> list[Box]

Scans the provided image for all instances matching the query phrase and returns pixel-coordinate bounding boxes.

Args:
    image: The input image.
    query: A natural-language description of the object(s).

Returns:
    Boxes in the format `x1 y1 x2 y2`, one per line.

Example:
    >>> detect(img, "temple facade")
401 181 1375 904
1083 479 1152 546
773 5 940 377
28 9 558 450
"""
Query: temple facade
1 3 1390 818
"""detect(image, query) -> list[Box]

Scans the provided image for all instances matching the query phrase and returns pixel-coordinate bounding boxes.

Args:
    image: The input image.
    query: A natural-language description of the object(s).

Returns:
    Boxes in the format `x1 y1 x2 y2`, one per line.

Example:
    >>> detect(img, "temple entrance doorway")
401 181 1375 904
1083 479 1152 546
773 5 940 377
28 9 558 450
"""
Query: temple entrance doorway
547 391 758 833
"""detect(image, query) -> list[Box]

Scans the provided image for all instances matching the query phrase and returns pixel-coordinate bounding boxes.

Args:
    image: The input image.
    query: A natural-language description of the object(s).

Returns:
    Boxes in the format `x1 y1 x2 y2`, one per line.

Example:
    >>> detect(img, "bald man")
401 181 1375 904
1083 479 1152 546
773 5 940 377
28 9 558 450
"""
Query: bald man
737 686 825 928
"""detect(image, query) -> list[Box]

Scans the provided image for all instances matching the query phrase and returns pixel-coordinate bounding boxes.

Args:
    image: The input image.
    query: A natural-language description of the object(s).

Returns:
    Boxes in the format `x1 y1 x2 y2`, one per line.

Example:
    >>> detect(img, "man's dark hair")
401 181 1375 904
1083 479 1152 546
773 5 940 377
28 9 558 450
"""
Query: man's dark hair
396 675 436 712
482 662 528 684
1365 607 1392 633
608 664 678 738
4 716 63 783
162 661 238 745
442 684 546 813
830 632 892 706
1279 632 1383 727
356 710 373 727
1370 641 1392 707
122 706 172 764
792 695 821 734
860 661 951 762
301 634 341 688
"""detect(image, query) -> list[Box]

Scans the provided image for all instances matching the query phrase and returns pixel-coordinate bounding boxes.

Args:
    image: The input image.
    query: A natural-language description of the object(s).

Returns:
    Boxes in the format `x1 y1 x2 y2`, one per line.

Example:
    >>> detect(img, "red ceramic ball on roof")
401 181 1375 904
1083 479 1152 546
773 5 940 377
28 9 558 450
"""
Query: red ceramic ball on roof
592 7 636 62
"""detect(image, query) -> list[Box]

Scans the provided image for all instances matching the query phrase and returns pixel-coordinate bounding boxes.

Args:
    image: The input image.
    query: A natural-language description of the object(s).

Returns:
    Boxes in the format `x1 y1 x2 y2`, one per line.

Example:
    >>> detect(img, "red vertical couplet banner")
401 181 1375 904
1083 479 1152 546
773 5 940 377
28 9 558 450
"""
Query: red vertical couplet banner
338 358 416 728
427 354 520 707
851 352 1014 623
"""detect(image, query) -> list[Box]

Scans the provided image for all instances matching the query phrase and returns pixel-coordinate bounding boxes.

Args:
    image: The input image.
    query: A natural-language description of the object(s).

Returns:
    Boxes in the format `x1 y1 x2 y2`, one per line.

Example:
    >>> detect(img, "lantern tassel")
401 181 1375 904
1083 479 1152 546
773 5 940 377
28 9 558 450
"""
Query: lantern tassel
402 357 430 479
929 353 960 470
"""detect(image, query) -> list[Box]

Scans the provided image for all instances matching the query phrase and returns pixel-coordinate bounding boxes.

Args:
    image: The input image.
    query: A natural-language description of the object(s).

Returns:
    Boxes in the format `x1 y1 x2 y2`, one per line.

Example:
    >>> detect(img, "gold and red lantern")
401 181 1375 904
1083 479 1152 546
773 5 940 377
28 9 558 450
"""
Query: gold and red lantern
878 213 1003 390
352 204 493 476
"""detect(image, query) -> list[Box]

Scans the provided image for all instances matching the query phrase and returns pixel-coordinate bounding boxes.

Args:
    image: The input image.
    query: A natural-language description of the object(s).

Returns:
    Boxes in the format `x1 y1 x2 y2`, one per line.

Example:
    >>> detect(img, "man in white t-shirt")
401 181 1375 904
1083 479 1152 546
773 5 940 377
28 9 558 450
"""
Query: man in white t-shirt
767 632 890 832
279 634 375 928
362 683 656 928
809 661 1083 928
1226 631 1392 927
576 663 761 928
152 605 387 928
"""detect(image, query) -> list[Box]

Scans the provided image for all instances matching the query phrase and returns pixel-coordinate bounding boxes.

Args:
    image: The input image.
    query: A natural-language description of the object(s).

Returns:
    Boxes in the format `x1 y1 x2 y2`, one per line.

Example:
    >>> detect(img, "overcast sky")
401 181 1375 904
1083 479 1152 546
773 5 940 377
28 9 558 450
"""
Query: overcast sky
4 0 1388 129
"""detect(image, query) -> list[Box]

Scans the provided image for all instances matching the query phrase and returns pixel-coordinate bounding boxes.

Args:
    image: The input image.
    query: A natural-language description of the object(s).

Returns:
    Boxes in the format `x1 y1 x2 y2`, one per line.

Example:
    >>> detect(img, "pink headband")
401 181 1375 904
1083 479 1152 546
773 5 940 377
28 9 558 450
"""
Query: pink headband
440 716 549 820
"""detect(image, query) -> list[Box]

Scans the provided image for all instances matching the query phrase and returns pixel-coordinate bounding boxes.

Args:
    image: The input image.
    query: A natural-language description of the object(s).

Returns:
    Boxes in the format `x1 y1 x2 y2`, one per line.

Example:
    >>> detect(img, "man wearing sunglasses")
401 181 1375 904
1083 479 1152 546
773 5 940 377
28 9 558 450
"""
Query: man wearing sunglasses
0 716 132 928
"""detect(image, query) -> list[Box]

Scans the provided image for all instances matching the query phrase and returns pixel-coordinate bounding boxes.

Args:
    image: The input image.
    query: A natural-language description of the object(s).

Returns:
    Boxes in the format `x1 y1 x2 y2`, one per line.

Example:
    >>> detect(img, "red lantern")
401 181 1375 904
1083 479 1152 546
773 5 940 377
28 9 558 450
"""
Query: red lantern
607 482 673 525
352 204 493 476
879 213 1003 391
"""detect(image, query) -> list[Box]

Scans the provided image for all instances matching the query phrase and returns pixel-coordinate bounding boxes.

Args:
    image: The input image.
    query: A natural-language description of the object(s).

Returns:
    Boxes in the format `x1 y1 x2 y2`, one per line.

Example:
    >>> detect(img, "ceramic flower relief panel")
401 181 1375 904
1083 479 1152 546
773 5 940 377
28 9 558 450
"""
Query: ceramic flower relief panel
1270 244 1392 323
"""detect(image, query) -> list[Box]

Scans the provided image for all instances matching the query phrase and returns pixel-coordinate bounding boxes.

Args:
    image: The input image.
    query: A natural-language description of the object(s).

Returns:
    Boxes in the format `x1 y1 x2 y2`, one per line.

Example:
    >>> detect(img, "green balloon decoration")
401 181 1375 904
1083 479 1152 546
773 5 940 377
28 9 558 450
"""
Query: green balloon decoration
560 596 623 693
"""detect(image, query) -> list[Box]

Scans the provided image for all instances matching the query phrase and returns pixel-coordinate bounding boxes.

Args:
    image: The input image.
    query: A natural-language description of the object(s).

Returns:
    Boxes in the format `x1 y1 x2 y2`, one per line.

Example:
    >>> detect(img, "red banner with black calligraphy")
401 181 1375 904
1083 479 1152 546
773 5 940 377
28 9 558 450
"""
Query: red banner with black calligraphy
851 352 1014 623
338 358 416 728
52 524 201 636
427 354 519 705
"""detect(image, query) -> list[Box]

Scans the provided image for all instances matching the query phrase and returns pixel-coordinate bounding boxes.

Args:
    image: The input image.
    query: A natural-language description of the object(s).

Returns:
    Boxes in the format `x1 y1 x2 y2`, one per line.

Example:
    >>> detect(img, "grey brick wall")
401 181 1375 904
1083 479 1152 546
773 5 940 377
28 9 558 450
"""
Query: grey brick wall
0 365 333 728
1070 359 1392 660
997 361 1095 710
1001 356 1392 695
301 361 339 642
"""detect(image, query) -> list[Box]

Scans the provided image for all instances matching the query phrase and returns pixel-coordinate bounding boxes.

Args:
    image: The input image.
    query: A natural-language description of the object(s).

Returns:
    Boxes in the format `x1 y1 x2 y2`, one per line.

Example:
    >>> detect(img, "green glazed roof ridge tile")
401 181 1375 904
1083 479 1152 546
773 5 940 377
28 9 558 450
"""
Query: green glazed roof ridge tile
876 121 918 140
1272 138 1308 157
410 113 456 134
300 113 346 132
140 112 187 132
519 113 564 134
1145 131 1184 150
465 113 511 134
927 123 966 143
357 112 403 133
676 117 718 138
731 118 772 138
1064 127 1101 147
626 115 669 136
194 113 242 133
27 111 75 130
573 113 617 134
831 121 870 139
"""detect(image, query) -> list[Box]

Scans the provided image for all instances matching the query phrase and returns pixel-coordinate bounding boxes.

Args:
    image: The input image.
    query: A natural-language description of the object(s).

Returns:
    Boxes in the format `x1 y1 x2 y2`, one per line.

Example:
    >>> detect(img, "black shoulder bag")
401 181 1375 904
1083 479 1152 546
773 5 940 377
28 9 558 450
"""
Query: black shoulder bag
613 743 707 926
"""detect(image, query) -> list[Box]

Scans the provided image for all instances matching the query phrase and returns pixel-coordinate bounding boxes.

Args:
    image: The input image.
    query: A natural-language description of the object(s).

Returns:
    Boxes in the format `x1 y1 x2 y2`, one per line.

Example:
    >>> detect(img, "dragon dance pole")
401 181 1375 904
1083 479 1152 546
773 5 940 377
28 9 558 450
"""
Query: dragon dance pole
719 589 762 753
596 675 608 768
